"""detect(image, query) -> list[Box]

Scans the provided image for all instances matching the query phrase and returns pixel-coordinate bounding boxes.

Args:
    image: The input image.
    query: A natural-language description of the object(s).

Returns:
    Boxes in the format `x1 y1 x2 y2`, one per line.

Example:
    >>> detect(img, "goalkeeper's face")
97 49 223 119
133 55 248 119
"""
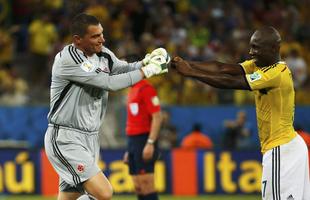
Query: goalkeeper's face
77 23 105 56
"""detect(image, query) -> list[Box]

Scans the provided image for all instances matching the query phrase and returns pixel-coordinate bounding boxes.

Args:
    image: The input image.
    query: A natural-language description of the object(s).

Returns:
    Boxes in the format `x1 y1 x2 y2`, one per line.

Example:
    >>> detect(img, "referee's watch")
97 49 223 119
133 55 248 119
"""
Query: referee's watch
147 138 155 145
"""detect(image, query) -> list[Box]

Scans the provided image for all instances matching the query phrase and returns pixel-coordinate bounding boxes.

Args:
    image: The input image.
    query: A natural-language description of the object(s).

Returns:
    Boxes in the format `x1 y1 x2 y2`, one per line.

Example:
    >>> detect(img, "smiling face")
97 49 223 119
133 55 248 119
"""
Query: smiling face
73 23 105 56
249 27 281 67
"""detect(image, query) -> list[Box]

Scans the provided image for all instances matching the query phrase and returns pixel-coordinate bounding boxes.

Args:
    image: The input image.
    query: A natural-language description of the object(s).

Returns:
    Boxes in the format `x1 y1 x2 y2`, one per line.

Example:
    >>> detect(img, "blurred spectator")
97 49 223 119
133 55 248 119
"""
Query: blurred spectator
181 123 213 150
28 14 58 92
296 125 310 148
0 28 14 66
2 0 310 107
222 110 253 150
0 64 29 105
0 64 14 96
85 0 110 24
285 49 307 89
158 110 178 149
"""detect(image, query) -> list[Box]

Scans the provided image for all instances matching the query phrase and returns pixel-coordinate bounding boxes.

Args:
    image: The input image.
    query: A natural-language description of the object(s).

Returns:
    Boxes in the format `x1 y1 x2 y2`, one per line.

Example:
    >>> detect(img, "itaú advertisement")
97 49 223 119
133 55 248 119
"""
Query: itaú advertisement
0 149 265 195
0 150 41 194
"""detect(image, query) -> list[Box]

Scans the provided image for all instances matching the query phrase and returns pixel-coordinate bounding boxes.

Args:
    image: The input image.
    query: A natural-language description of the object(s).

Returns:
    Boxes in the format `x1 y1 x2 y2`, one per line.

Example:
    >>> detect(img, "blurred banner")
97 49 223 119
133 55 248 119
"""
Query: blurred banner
1 106 310 148
0 148 267 195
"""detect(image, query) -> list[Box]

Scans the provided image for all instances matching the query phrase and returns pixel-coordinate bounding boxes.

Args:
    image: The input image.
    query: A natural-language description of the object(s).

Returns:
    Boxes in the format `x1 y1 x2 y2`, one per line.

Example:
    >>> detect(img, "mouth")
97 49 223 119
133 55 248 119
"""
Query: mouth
251 56 257 62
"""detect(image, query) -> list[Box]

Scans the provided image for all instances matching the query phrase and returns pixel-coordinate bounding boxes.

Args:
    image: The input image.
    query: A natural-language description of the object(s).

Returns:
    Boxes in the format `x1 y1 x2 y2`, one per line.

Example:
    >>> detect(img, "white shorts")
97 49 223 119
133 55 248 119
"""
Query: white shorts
44 125 101 192
261 134 310 200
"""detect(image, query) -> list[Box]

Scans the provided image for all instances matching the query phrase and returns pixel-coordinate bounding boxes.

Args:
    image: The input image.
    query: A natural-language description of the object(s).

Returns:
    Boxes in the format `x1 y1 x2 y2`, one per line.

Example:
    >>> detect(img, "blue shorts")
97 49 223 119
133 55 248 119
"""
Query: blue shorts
127 133 159 175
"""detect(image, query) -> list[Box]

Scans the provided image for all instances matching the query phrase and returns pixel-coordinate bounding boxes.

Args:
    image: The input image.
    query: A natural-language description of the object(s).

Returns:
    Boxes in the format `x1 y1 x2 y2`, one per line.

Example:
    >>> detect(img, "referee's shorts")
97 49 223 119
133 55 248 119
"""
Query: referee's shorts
127 133 159 175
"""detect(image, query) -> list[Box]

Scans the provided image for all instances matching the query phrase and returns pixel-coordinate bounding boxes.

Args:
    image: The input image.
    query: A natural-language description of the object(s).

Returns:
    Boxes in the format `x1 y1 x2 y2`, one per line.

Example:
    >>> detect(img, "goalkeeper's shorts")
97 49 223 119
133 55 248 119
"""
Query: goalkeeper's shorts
44 124 101 193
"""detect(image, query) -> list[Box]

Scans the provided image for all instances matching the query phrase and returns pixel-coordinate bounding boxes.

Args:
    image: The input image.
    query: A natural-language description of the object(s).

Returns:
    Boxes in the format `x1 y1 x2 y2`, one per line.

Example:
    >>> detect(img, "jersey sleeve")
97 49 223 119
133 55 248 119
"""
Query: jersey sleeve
55 46 143 91
239 59 256 74
142 85 161 114
103 47 143 75
245 67 282 91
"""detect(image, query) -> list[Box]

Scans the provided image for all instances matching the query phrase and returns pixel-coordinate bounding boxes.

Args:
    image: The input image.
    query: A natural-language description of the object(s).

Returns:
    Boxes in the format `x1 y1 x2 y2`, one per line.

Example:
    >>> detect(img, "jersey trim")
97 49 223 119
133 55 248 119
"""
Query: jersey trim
68 45 84 64
97 52 114 71
239 64 252 91
262 63 278 73
49 82 73 120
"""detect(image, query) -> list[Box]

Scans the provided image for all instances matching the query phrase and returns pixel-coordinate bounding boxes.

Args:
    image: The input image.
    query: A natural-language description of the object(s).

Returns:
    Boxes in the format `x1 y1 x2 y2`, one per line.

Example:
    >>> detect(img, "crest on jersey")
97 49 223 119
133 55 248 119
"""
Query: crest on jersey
80 61 95 72
151 96 160 106
129 103 139 115
249 72 261 82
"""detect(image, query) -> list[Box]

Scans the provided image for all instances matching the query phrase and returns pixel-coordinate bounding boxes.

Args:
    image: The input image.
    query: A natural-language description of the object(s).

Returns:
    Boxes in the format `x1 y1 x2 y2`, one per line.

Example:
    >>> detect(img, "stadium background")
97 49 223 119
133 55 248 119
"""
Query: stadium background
0 0 310 199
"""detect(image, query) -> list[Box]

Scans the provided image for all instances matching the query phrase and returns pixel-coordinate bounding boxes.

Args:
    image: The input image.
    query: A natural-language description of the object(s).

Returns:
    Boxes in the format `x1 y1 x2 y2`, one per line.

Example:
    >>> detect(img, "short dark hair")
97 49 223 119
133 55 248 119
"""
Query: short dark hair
71 13 100 36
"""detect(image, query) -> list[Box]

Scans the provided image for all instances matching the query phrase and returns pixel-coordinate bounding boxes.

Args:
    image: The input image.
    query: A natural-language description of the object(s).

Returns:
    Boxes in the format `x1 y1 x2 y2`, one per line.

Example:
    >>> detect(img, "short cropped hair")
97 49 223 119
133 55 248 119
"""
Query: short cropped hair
71 13 100 36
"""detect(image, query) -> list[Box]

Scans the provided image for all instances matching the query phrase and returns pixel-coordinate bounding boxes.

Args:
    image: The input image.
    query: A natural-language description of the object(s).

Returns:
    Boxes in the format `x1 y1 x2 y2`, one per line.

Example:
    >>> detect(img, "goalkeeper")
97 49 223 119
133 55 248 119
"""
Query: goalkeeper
44 13 170 200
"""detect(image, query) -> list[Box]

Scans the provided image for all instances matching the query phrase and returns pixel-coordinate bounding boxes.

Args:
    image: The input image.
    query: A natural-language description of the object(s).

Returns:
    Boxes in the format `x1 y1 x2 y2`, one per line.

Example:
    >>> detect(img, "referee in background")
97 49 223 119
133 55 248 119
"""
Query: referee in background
123 79 162 200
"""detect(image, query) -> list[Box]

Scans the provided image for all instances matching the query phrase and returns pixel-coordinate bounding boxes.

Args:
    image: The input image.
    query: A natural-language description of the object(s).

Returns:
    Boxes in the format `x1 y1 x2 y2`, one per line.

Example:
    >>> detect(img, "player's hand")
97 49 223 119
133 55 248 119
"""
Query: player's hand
123 151 129 165
171 56 191 75
141 55 169 78
142 143 154 161
142 47 171 66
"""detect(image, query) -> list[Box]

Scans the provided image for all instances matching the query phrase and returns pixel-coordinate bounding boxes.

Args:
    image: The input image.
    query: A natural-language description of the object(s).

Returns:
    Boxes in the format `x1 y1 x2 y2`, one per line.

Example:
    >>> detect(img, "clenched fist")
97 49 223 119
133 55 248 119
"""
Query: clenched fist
171 56 192 76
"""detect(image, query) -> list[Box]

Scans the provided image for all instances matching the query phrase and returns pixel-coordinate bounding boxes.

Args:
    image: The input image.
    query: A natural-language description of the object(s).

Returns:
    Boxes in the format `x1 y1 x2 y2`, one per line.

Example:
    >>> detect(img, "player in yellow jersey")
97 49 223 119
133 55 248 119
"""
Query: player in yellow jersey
171 26 310 200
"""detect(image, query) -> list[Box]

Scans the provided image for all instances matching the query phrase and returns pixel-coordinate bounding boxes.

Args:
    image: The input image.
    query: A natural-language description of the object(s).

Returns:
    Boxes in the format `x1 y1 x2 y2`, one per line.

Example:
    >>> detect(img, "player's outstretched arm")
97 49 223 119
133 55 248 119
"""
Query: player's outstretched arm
188 61 244 75
172 57 250 90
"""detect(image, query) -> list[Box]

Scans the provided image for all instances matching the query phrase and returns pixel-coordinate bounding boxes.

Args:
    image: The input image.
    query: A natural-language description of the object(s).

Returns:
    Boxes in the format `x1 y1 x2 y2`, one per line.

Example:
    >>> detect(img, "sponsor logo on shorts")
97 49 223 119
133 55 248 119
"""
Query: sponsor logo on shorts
77 164 85 173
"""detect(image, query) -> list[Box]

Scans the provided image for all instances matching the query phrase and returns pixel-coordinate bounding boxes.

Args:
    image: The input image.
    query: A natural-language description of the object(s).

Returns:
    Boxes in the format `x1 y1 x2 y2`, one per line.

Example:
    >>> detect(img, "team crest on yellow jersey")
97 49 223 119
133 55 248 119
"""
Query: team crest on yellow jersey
249 72 261 82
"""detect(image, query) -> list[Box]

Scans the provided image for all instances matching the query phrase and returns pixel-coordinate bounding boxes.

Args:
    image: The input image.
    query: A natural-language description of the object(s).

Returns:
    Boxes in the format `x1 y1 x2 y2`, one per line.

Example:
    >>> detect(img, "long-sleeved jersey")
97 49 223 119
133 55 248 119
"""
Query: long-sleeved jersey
47 44 143 132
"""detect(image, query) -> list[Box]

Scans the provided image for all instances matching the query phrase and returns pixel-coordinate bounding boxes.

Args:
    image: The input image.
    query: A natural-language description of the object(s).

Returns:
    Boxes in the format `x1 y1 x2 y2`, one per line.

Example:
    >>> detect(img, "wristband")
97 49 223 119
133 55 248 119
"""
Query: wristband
147 138 155 144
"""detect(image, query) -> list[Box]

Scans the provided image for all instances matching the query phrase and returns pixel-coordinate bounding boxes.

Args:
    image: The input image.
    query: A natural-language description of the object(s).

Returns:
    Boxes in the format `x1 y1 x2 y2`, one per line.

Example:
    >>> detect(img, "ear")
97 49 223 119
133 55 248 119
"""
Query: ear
72 35 82 45
270 43 279 53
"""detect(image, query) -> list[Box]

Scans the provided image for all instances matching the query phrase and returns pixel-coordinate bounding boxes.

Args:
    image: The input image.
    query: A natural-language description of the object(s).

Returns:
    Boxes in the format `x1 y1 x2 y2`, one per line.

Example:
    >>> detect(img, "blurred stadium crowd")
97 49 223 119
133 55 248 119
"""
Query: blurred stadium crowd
1 0 310 106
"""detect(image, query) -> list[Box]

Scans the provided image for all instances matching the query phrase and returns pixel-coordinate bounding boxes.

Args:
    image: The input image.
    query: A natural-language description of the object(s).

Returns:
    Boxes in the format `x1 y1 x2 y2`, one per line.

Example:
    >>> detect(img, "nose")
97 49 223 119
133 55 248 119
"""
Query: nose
99 35 105 44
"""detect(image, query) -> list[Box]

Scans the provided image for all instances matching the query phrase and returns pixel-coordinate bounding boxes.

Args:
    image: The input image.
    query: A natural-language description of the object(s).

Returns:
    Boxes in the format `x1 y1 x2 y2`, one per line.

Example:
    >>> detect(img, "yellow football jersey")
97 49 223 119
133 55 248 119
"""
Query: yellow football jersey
240 59 297 154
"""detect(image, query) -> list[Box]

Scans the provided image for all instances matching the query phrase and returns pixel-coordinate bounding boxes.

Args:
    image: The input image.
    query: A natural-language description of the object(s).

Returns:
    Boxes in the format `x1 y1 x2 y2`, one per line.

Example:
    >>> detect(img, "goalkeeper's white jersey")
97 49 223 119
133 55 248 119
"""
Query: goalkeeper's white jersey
47 44 143 133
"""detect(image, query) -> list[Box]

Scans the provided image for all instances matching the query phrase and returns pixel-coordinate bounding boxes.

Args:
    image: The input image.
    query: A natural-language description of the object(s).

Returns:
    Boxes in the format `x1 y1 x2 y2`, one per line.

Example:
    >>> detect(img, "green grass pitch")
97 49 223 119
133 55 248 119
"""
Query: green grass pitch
0 194 261 200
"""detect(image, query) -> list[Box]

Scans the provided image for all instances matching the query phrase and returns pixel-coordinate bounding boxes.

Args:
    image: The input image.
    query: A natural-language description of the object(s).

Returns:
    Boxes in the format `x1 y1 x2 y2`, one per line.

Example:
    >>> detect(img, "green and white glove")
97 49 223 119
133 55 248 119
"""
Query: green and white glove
142 53 151 66
142 47 171 66
142 55 169 78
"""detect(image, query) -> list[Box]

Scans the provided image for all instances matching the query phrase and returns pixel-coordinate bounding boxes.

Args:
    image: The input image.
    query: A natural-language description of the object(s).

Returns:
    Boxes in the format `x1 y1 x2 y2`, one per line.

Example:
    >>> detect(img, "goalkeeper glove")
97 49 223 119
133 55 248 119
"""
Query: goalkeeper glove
141 55 169 78
142 53 151 66
142 47 171 66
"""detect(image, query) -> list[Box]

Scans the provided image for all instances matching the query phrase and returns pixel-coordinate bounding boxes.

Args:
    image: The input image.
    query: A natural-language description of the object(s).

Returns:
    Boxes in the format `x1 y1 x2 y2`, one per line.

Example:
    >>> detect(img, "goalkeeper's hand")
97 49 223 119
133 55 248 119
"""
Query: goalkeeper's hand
141 55 169 78
142 47 171 66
